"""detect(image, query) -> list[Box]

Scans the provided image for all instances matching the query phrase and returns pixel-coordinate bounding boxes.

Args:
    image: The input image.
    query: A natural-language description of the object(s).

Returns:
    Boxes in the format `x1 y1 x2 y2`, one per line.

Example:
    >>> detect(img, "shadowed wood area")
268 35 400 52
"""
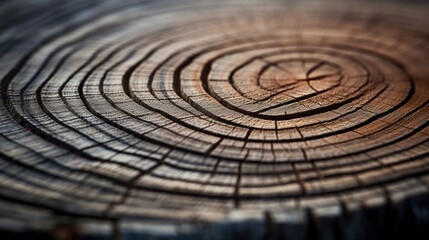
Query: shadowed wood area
0 0 429 239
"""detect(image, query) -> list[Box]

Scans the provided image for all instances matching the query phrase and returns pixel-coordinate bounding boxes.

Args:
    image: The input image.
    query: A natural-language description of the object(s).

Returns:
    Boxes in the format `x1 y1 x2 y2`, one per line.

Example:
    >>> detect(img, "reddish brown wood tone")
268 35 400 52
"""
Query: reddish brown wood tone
0 0 428 239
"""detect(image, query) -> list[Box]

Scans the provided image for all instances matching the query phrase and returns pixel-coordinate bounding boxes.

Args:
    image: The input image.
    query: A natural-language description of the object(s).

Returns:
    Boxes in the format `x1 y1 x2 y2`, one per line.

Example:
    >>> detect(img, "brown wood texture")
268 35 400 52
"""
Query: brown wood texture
0 0 429 239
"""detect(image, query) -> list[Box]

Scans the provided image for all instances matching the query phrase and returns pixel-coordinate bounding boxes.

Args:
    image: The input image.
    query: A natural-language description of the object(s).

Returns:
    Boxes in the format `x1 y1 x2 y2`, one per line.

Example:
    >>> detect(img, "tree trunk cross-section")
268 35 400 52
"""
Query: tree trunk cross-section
0 0 429 239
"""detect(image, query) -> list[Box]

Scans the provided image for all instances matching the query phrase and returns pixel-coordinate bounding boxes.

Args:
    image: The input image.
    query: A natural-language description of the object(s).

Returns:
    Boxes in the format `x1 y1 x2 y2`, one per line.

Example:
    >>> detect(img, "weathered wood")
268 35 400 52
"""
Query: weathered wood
0 0 429 239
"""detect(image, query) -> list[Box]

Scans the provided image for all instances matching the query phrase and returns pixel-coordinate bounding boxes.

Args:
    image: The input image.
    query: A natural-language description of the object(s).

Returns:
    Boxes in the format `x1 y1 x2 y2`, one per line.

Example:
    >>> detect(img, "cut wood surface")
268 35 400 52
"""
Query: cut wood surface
0 0 429 239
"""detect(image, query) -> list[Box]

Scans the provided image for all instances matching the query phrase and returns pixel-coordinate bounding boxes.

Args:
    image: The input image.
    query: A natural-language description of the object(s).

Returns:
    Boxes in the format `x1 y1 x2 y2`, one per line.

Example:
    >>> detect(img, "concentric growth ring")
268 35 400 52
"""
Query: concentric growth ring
0 0 428 233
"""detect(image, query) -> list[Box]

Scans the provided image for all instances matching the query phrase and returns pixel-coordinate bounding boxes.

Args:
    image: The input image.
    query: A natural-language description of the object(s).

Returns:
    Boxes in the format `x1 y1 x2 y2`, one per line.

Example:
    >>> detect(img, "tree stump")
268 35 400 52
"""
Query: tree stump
0 0 429 239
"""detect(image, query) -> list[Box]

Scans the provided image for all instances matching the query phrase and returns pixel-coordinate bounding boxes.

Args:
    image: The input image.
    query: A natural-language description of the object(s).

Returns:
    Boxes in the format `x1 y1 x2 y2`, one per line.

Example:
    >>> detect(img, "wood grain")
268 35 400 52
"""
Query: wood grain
0 0 429 239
